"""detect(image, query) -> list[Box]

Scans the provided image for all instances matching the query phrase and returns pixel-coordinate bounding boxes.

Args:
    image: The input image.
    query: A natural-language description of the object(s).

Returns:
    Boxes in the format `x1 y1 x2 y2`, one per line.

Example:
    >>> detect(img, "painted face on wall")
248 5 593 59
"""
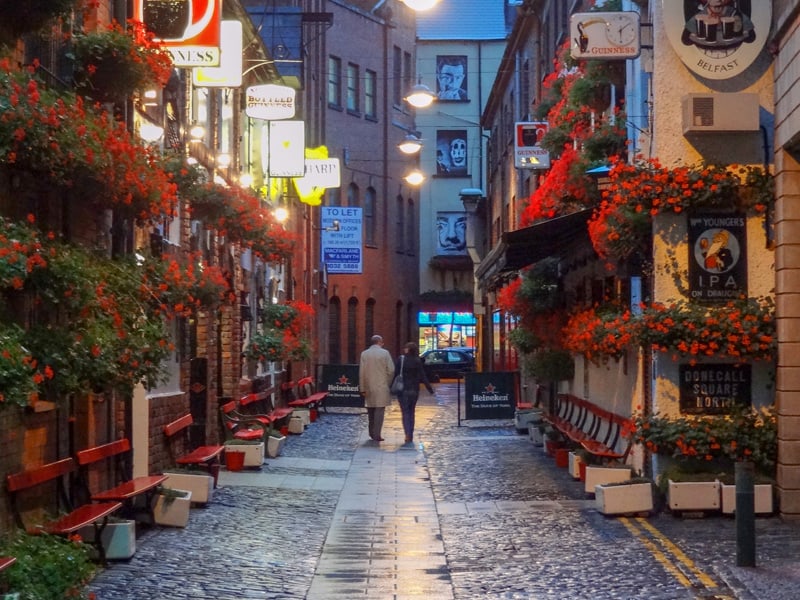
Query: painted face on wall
437 63 465 99
436 214 467 253
450 138 466 168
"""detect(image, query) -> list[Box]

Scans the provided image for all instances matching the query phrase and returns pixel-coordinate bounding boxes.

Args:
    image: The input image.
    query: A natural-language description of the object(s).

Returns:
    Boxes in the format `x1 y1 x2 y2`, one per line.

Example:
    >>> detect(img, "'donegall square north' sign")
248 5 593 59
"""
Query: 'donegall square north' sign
679 364 751 415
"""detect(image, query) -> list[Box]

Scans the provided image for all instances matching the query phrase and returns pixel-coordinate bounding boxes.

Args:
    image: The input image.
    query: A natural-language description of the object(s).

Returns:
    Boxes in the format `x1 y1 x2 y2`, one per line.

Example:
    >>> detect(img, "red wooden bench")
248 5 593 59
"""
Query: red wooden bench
76 439 168 523
220 400 269 442
544 394 633 463
164 414 224 487
238 390 293 424
288 376 328 419
0 557 15 571
6 458 122 564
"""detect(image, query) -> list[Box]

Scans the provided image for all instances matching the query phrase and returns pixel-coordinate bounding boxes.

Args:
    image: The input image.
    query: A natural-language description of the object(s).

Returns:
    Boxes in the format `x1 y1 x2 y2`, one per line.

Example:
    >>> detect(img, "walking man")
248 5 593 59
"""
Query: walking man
359 334 395 442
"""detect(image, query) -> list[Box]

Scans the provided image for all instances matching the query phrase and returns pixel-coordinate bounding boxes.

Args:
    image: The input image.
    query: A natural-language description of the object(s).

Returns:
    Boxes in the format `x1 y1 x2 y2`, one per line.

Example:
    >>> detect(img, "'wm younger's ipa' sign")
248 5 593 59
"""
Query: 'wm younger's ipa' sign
679 363 751 414
464 372 517 420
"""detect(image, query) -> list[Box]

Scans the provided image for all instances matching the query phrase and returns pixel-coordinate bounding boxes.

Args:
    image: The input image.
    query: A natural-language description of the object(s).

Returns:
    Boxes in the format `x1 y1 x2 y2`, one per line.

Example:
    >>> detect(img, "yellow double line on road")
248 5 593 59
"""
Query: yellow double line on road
620 517 733 598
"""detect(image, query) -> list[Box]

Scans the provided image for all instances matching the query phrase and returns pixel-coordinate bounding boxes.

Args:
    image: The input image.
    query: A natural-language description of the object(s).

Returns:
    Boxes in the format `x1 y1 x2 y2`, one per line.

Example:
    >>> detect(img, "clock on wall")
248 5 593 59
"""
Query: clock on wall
605 12 638 46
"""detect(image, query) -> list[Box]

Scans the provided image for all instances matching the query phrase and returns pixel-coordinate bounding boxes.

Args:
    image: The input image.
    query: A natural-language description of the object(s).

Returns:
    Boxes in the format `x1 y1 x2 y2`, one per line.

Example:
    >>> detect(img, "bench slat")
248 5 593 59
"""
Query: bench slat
176 445 224 464
7 458 74 492
43 501 122 534
90 475 168 502
75 439 131 466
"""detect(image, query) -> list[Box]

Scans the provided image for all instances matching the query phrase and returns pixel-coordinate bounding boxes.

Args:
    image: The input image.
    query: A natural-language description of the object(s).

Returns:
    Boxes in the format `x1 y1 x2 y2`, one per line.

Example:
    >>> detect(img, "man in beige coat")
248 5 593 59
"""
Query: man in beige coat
359 334 395 441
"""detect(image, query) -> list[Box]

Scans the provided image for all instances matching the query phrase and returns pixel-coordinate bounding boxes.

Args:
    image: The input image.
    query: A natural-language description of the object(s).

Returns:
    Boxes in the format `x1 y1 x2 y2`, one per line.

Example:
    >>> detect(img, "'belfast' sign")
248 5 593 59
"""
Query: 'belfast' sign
679 363 751 414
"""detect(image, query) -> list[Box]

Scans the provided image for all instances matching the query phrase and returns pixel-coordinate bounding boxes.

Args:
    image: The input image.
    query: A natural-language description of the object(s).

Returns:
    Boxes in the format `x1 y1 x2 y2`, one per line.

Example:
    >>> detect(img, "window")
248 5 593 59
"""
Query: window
347 297 358 364
393 46 402 106
365 69 377 119
328 297 341 364
346 63 359 113
365 187 376 246
328 56 341 107
396 195 405 252
403 51 413 102
406 198 415 254
347 182 360 207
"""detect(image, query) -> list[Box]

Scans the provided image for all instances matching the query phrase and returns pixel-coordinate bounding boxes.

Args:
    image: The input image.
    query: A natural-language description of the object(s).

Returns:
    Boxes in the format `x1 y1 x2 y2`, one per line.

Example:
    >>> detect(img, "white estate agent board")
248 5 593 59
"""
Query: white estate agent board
321 207 363 274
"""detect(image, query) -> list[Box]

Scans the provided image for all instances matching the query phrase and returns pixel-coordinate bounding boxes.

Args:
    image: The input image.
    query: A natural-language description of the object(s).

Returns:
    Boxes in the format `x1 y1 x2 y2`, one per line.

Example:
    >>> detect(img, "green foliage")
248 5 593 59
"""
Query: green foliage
522 349 575 382
508 327 540 354
0 0 77 45
0 531 95 599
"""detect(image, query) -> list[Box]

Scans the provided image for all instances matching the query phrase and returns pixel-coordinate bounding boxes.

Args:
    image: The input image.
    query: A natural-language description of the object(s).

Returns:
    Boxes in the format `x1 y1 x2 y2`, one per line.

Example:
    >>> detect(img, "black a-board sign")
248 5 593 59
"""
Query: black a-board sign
320 364 363 407
464 371 518 420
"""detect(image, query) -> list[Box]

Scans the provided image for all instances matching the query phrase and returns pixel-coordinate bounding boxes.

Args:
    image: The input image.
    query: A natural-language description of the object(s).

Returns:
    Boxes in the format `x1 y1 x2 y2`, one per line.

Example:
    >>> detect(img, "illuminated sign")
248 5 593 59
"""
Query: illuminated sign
570 11 641 60
192 21 242 87
514 122 550 169
246 84 296 120
268 120 305 177
321 207 362 274
134 0 222 67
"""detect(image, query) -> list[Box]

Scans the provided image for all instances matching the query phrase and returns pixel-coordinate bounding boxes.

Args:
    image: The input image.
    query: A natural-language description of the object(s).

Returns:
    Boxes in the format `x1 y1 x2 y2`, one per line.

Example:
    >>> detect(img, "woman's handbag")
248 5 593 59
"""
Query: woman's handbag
390 356 405 395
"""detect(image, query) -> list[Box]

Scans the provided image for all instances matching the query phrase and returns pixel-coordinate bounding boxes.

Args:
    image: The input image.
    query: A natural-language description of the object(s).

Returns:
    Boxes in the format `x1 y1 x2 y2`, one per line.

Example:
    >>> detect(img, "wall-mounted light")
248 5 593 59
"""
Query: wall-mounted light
239 173 254 188
216 153 231 167
142 89 159 107
397 134 423 155
139 122 164 143
404 170 425 185
405 82 436 109
189 124 205 142
274 207 289 223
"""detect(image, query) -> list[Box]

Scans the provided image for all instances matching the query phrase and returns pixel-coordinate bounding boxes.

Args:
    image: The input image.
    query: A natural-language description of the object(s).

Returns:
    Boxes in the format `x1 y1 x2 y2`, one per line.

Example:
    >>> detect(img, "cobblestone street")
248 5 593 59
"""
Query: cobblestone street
88 383 800 599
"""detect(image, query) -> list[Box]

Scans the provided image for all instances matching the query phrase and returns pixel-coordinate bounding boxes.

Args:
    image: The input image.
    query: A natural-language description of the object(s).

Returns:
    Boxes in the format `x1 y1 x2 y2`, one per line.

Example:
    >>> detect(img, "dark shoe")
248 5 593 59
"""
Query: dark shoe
374 436 385 442
404 436 412 443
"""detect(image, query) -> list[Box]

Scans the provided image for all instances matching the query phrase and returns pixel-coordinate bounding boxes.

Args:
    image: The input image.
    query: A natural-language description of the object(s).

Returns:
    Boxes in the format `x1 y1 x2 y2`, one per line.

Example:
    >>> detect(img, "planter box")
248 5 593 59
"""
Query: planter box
224 441 264 467
668 480 720 512
152 489 192 527
584 466 632 495
163 471 214 505
293 408 311 427
267 435 287 458
288 415 304 434
515 409 542 433
78 519 136 560
554 448 569 468
527 424 543 446
595 482 654 516
720 483 774 515
568 452 584 480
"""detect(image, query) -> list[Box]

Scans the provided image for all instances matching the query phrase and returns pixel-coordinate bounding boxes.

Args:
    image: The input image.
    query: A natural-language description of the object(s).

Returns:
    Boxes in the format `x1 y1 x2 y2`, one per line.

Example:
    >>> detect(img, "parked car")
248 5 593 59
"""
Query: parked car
420 348 475 382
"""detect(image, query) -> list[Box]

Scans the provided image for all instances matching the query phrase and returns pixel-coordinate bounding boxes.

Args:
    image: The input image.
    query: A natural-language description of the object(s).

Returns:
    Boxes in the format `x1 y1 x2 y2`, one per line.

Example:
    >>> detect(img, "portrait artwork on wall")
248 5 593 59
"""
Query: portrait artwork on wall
435 211 467 256
436 55 468 101
435 130 468 176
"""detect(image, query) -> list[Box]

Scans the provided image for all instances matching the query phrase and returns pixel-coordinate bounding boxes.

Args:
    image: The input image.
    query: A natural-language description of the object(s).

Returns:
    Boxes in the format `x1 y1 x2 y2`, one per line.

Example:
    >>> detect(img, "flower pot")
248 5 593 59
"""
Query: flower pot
280 425 289 436
267 435 287 458
78 519 136 560
224 441 264 467
584 466 632 495
293 409 311 427
152 489 192 527
720 483 774 515
310 408 318 422
288 415 305 434
163 471 214 505
515 409 542 434
579 461 587 482
554 448 569 468
667 480 720 513
595 482 654 516
544 439 562 456
568 452 583 480
225 450 246 472
528 424 544 446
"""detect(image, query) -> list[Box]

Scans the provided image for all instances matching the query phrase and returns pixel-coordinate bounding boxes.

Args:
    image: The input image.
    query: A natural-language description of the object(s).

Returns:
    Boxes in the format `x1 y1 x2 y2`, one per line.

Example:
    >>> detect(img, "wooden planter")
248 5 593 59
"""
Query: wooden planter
584 466 632 495
152 489 192 527
595 482 654 516
720 483 774 515
667 480 720 512
163 471 214 505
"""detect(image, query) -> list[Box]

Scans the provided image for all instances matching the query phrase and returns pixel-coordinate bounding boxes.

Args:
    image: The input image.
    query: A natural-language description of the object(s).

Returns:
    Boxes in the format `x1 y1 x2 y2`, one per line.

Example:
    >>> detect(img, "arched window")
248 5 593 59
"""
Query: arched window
347 297 359 363
406 197 415 254
365 298 376 348
328 297 342 364
365 187 376 246
396 194 405 252
348 182 360 207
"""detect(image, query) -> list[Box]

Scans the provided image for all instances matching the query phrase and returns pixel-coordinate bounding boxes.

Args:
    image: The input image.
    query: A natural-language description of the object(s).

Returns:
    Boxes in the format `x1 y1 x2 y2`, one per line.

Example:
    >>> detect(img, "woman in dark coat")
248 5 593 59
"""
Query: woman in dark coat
394 342 434 444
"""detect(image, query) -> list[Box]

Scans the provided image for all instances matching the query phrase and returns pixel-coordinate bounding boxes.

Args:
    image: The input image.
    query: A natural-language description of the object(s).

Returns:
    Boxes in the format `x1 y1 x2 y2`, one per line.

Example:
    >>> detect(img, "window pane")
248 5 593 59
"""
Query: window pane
328 56 341 106
347 63 359 112
365 70 376 118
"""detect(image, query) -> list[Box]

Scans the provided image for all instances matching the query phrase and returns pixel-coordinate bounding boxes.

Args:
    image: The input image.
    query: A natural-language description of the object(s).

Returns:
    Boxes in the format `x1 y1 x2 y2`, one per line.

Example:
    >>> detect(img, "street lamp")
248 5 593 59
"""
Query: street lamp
404 169 425 185
401 0 440 9
405 82 436 108
397 134 423 154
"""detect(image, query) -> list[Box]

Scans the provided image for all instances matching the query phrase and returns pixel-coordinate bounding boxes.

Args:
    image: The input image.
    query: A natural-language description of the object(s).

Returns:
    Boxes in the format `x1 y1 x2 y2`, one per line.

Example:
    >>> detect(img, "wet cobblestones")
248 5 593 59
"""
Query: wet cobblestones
88 383 800 599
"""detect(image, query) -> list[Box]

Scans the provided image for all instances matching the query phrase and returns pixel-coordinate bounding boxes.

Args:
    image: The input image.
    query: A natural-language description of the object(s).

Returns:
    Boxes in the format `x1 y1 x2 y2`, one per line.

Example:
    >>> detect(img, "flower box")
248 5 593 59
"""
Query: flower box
223 441 264 467
515 409 542 434
163 471 214 505
568 451 583 480
667 480 720 512
527 423 544 446
595 482 653 516
152 489 192 527
293 408 311 427
267 434 287 458
288 415 305 434
78 518 136 560
584 466 632 495
720 483 774 515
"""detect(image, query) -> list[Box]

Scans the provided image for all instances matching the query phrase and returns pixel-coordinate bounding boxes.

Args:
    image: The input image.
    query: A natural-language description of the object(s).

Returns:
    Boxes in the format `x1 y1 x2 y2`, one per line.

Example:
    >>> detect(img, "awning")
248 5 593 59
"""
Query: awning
475 209 593 285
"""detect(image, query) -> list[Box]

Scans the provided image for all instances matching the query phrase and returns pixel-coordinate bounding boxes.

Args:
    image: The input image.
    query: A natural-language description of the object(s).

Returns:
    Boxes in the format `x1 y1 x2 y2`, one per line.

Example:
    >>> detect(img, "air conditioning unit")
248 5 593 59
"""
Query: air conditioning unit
681 93 759 134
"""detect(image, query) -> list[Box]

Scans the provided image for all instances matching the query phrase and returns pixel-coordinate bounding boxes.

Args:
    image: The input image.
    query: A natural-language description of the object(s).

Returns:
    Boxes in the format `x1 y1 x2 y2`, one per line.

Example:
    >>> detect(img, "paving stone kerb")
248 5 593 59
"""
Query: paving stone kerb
89 383 800 600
